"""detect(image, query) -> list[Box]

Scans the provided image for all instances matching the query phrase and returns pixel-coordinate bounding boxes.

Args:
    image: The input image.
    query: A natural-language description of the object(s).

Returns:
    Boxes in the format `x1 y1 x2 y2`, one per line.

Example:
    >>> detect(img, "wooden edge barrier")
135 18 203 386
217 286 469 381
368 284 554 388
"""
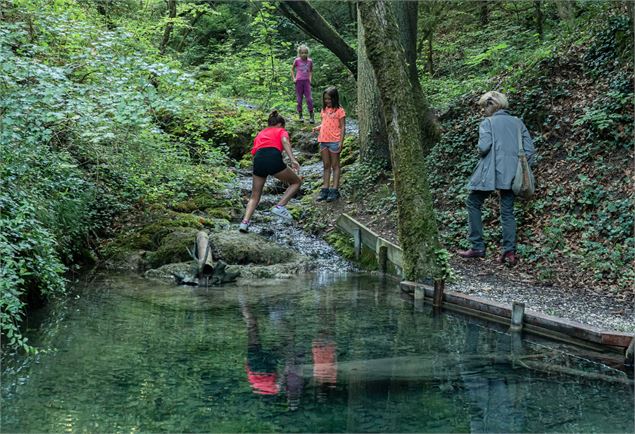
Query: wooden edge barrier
336 213 403 272
400 281 633 351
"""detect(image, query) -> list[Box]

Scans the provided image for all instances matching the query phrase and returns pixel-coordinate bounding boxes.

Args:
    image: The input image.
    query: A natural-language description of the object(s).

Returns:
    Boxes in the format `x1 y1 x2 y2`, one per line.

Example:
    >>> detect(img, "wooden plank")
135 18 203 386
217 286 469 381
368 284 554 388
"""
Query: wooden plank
399 281 633 350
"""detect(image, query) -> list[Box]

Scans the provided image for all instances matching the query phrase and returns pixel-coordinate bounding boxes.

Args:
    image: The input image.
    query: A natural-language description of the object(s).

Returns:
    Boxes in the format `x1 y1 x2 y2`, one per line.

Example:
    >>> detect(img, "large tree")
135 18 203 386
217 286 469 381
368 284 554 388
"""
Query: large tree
358 0 442 281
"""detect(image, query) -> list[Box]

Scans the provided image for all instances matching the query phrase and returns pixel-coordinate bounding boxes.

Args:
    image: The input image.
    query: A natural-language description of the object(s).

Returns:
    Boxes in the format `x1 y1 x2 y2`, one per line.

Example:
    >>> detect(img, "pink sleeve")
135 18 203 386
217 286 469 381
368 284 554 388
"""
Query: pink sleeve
337 108 346 119
292 58 299 68
280 129 289 142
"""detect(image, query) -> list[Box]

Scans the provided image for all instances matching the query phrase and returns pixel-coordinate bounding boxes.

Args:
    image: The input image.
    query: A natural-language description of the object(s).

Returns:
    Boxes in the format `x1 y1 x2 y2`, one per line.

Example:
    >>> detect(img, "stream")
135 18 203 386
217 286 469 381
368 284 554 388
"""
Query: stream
2 118 634 432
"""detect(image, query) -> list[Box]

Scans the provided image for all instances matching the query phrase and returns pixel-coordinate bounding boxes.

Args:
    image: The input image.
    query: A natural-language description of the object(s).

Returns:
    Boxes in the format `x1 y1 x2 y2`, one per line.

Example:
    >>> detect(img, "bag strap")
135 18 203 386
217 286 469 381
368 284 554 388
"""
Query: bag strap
516 117 523 156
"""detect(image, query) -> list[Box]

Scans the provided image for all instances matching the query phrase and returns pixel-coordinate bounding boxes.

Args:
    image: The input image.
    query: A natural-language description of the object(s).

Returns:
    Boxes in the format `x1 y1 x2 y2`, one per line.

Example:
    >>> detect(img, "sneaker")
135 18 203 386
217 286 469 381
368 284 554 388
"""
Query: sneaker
457 248 485 258
297 113 304 123
325 188 339 202
309 112 315 124
316 188 329 202
497 251 518 266
238 220 250 233
271 205 293 220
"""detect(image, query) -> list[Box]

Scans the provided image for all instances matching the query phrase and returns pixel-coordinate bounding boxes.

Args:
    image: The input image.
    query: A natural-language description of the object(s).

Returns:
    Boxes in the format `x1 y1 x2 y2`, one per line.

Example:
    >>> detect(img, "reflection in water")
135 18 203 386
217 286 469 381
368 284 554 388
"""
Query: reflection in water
1 273 633 433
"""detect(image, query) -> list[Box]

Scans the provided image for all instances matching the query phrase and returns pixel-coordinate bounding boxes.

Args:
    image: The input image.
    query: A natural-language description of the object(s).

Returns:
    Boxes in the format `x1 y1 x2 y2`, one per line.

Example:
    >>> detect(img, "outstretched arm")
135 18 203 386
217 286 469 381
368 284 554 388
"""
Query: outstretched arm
281 135 300 172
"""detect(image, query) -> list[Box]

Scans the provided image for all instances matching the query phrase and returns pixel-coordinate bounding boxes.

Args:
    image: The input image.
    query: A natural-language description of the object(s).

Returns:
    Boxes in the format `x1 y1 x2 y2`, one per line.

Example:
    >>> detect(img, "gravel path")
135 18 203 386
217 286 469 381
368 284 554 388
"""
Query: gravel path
448 258 635 333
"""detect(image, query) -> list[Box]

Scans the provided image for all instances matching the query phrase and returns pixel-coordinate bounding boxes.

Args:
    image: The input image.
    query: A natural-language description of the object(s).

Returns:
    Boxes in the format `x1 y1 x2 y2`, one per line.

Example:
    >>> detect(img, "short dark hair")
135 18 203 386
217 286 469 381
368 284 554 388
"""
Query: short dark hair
322 86 340 109
267 110 285 127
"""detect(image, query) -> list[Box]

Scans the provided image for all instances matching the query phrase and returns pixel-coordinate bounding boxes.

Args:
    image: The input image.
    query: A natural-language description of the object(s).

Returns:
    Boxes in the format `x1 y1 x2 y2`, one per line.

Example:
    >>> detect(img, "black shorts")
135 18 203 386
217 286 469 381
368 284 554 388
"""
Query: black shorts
253 148 287 178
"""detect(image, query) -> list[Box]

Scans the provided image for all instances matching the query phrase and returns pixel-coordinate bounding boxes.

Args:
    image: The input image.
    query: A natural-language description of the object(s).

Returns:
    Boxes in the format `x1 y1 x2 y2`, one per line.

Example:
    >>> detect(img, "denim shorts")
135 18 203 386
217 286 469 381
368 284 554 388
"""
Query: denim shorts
319 142 341 153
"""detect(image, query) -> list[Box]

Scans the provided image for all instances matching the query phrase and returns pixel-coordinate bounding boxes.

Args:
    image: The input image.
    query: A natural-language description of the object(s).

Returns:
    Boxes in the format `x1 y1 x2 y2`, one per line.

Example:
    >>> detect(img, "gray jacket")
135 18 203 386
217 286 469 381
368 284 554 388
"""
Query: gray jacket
468 110 535 191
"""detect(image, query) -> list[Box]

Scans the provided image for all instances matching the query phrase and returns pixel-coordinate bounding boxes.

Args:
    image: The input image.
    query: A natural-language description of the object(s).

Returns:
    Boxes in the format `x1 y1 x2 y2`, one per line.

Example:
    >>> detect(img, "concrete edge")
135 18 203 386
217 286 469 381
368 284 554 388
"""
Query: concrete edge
400 281 633 351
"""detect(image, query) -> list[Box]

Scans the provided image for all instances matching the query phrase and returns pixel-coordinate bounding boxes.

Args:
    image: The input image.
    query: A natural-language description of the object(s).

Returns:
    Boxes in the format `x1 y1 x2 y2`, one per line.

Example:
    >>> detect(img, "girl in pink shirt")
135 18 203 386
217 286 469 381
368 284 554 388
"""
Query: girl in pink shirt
312 87 345 202
291 45 314 123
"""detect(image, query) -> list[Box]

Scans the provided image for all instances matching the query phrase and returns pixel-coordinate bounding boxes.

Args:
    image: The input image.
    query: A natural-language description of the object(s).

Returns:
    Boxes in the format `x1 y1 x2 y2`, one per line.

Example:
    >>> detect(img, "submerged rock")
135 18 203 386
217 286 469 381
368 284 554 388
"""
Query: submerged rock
209 231 299 265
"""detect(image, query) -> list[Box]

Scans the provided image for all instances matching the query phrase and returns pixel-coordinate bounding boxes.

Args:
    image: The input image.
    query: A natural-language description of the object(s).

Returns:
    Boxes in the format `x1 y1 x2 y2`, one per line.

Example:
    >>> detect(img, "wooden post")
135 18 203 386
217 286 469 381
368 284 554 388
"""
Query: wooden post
378 245 388 273
414 285 424 312
510 302 525 332
432 280 444 309
353 228 362 260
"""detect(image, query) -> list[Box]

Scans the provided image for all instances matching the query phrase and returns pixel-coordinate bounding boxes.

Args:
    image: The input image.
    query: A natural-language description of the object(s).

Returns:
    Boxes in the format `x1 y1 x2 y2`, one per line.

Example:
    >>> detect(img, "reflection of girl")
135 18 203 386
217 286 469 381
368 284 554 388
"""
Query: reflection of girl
241 304 280 395
312 336 337 385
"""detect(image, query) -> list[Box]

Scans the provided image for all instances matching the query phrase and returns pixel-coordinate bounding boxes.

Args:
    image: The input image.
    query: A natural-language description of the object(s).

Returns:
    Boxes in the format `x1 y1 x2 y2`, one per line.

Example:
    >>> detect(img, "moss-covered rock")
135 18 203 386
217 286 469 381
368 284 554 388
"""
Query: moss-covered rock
145 229 199 268
209 232 298 265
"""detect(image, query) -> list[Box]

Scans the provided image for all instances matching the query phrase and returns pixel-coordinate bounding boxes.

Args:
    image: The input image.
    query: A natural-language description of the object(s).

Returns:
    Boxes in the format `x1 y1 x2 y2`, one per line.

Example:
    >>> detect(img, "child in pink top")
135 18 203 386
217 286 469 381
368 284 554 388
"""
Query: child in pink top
291 45 314 123
312 87 345 202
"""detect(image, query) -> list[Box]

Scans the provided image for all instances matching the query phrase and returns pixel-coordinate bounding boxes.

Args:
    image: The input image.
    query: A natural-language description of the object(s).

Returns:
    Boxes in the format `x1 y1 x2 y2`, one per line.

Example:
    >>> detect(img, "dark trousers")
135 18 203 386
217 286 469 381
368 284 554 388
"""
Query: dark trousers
467 190 516 253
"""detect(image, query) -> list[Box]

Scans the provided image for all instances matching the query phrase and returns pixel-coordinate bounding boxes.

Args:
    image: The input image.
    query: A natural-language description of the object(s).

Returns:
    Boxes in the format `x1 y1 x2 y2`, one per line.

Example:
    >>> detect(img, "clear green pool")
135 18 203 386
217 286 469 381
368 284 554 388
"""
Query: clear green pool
2 273 633 433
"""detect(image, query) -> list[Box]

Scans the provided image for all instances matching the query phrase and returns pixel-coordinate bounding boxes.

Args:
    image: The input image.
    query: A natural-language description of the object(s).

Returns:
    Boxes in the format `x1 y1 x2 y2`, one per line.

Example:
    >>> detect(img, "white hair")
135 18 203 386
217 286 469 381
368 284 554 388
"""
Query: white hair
297 44 310 55
478 91 509 110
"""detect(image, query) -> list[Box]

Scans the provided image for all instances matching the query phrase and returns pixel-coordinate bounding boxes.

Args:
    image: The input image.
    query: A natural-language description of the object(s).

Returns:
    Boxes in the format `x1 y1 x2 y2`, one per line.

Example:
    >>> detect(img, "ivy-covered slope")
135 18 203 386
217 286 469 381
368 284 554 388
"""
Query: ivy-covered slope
428 16 633 295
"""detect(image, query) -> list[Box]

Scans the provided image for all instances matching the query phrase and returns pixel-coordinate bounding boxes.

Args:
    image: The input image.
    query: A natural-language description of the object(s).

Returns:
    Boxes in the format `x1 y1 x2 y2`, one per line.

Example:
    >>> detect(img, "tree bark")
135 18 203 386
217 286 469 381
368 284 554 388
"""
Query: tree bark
393 1 439 153
159 0 177 55
480 1 489 25
278 1 357 76
357 6 390 168
358 0 442 281
534 0 544 41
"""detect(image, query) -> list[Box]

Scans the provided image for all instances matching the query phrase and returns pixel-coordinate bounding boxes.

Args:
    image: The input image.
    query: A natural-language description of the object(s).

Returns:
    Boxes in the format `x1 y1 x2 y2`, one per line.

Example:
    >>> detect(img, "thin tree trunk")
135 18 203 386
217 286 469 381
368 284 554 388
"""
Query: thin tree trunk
278 1 357 76
358 0 442 281
480 1 489 25
427 34 433 75
534 0 544 41
159 0 177 55
357 6 390 168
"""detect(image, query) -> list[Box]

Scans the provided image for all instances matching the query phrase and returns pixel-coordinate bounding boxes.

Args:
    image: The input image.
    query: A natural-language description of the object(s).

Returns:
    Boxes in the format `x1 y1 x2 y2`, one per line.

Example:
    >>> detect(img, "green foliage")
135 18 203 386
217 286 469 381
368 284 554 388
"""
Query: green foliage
426 9 634 291
0 0 240 352
341 159 389 201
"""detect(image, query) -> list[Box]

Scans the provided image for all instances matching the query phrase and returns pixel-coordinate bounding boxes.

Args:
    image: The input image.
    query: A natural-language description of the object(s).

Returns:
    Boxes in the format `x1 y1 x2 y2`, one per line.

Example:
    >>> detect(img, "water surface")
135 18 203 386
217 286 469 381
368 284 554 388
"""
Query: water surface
2 273 633 433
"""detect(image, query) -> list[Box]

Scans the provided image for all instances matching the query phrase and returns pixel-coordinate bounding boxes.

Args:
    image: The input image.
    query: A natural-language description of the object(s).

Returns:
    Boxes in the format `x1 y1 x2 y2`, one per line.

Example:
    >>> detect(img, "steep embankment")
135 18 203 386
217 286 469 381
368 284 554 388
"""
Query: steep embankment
302 17 633 301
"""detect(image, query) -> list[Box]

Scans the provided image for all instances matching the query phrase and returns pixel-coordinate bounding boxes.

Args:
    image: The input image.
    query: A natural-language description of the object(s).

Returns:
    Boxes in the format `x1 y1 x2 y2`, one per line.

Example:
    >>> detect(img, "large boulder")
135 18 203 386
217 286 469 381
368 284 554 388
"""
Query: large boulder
209 232 298 265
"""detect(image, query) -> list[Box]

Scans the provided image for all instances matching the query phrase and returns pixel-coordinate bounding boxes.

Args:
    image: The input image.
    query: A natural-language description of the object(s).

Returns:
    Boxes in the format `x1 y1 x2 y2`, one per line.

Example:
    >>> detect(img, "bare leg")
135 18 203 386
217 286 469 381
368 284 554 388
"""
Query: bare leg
273 168 302 206
321 150 332 188
330 151 341 189
242 175 267 222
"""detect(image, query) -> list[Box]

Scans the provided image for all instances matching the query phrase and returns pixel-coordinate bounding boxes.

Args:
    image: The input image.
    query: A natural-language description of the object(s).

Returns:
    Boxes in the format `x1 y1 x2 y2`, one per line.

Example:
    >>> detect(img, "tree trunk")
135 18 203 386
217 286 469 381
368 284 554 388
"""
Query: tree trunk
393 1 439 154
159 0 177 55
358 0 442 281
534 0 544 41
278 1 357 76
357 6 390 168
480 1 489 25
427 34 433 75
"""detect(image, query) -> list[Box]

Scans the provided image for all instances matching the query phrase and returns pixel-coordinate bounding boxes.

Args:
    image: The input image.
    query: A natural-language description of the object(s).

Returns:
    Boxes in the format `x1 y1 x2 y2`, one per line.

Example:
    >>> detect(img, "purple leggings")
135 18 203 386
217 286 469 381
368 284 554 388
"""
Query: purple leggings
295 79 313 113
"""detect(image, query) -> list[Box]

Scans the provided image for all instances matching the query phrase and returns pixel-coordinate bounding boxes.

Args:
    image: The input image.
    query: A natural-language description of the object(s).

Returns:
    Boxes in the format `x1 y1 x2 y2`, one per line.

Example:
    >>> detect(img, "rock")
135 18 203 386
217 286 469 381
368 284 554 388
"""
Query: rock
209 231 299 265
145 261 198 281
226 260 314 279
145 228 199 268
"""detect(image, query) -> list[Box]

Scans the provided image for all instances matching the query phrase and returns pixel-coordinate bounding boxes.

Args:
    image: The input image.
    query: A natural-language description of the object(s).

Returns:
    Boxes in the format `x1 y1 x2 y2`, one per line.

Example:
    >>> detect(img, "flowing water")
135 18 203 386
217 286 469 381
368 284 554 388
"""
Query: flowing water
2 273 633 433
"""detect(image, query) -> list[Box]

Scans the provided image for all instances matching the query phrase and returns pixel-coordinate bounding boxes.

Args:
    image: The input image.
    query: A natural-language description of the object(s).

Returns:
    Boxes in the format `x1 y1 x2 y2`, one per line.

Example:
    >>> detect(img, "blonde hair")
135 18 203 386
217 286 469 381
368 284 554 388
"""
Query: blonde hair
297 44 310 56
478 91 509 110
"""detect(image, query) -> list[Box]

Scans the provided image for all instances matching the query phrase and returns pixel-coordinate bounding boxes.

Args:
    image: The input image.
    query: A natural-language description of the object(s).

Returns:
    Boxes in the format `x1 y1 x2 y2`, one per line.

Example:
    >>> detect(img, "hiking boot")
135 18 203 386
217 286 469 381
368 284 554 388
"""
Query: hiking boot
297 112 304 123
325 188 339 202
316 188 329 202
309 111 315 124
271 205 293 220
457 248 485 259
497 251 518 266
238 220 250 233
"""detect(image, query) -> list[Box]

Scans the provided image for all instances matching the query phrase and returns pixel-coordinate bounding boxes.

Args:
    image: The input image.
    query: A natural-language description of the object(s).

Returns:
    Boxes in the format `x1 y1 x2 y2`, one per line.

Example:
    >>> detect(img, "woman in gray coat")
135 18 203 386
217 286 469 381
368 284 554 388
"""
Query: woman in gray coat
458 91 535 265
